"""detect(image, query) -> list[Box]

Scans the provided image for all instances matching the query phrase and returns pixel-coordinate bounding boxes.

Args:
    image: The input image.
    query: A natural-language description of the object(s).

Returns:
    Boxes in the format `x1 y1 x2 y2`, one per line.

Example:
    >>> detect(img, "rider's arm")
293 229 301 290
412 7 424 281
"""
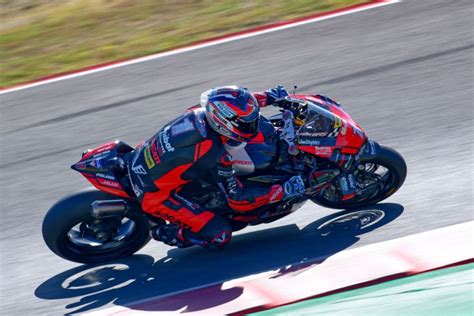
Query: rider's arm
213 150 284 212
252 85 289 108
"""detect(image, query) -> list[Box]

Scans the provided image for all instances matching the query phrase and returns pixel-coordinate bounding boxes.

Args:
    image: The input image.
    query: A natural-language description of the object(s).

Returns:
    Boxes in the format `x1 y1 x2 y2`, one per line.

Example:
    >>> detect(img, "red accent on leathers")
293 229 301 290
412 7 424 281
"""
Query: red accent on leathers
141 161 216 233
253 92 270 107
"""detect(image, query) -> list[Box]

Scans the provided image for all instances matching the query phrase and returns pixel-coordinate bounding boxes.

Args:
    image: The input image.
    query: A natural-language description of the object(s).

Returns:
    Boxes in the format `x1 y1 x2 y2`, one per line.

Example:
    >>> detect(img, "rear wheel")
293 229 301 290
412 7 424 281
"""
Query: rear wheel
42 188 151 264
311 145 407 209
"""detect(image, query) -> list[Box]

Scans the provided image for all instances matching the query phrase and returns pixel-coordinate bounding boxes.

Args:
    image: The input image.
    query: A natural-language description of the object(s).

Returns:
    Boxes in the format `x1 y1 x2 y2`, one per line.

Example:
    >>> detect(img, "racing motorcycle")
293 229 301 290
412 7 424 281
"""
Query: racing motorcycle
42 94 407 264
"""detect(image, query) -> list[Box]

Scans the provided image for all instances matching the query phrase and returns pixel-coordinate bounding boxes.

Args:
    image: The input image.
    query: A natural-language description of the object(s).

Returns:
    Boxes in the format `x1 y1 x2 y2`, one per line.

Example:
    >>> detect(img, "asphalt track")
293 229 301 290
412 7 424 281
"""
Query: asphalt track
0 0 472 314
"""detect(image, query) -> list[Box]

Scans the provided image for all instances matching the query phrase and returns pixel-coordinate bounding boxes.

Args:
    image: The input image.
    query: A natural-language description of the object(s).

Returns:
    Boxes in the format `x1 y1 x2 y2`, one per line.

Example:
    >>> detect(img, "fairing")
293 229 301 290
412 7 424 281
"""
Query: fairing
71 140 133 198
294 95 367 159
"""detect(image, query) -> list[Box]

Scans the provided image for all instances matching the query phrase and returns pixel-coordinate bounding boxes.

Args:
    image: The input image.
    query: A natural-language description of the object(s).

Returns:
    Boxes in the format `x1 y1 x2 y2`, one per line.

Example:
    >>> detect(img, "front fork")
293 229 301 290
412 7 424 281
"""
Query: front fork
338 140 381 200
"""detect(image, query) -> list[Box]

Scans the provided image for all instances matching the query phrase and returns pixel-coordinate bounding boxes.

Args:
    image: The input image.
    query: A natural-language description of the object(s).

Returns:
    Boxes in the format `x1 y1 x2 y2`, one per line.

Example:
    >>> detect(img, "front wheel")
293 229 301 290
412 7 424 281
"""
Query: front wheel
42 188 151 264
311 145 407 209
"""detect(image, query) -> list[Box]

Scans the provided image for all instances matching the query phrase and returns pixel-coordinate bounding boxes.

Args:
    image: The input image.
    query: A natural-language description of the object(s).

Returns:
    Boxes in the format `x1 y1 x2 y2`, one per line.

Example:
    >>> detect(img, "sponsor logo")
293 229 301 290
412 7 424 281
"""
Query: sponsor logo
299 139 320 146
334 117 342 128
144 147 155 169
159 126 175 153
212 101 236 118
96 173 116 180
298 131 328 138
226 177 239 195
97 178 121 189
269 185 283 203
348 173 356 190
233 159 253 166
217 169 234 177
132 165 147 175
150 140 161 163
174 192 200 210
314 146 333 156
131 181 143 197
171 118 194 136
340 176 349 193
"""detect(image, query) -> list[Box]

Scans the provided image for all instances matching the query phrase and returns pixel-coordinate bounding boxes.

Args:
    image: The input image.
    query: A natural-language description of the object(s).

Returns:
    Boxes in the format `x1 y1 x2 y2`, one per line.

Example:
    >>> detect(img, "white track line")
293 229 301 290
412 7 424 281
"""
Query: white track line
0 0 400 95
85 221 473 315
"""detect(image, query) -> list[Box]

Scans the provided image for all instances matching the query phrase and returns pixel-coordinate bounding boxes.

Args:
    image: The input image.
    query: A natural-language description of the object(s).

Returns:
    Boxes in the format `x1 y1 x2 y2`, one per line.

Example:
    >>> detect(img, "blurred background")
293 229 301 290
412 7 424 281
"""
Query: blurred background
0 0 364 86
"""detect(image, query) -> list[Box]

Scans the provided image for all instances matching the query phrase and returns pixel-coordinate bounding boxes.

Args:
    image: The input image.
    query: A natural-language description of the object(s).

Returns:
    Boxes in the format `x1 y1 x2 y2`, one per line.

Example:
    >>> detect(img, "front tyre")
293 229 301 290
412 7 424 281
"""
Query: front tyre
311 145 407 209
42 188 151 264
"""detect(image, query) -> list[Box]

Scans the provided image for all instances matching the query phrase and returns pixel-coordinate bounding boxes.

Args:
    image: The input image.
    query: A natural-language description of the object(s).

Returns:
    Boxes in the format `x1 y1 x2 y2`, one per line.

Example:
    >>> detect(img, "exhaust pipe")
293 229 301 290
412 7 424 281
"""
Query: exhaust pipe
91 200 128 218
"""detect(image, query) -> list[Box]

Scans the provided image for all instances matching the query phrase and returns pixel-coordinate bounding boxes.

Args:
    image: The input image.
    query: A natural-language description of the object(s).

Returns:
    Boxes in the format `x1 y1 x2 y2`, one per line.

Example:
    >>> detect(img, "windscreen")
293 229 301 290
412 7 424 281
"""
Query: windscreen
296 101 340 145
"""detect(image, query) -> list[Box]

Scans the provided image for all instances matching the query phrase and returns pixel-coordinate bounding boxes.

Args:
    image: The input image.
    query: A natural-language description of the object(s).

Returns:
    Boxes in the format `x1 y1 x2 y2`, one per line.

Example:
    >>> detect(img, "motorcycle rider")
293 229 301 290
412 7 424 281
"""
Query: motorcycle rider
128 85 305 248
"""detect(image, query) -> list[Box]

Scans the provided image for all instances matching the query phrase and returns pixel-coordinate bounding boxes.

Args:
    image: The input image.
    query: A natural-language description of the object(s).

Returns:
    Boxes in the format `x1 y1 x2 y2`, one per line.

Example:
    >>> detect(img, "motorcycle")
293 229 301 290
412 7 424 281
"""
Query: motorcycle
42 94 407 264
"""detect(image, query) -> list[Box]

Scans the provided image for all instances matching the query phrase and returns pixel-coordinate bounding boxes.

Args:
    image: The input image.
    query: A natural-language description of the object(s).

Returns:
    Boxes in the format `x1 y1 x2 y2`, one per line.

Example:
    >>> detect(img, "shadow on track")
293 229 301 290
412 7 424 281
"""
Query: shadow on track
35 203 403 315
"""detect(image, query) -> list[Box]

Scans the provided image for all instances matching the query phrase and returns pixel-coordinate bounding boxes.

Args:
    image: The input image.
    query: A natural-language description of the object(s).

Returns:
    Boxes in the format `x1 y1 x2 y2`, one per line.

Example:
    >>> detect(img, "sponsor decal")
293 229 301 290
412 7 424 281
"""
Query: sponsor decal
144 147 155 169
171 118 194 136
131 181 143 197
348 173 356 190
174 192 200 210
158 126 175 154
226 176 239 195
132 164 147 175
298 131 328 138
212 101 236 118
327 127 341 137
269 185 283 203
96 173 116 180
314 146 333 156
217 169 234 177
340 176 349 193
233 159 253 166
299 139 320 146
97 178 121 189
150 140 161 163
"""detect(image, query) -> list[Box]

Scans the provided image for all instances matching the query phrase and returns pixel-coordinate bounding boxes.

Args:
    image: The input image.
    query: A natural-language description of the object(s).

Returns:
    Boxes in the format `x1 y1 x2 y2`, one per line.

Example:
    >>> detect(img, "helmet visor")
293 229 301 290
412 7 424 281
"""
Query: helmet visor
234 111 259 137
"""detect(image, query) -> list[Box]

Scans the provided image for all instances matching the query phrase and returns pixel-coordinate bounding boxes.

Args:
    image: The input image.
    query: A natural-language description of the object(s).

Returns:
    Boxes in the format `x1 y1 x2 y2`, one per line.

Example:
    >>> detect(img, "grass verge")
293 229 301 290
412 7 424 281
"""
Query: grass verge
1 0 366 87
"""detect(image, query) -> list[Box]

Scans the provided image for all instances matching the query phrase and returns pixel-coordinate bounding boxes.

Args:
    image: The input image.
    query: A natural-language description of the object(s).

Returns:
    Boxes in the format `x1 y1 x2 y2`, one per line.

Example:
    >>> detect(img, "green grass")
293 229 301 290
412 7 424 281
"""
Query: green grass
0 0 366 87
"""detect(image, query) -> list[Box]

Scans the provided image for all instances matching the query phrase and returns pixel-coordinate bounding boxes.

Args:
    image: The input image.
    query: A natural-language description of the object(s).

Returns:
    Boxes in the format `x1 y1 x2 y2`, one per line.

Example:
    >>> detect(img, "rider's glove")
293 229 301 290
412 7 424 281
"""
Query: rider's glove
266 85 289 105
283 175 305 200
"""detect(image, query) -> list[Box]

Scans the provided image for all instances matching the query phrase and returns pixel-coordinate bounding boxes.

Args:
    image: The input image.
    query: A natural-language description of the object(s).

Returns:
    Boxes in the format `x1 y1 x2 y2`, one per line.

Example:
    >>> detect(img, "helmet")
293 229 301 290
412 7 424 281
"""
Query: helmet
200 86 260 142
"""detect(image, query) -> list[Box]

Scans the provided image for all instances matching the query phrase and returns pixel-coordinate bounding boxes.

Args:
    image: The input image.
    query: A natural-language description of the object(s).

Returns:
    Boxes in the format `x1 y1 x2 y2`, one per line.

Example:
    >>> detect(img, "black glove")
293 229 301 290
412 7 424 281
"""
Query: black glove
266 85 289 105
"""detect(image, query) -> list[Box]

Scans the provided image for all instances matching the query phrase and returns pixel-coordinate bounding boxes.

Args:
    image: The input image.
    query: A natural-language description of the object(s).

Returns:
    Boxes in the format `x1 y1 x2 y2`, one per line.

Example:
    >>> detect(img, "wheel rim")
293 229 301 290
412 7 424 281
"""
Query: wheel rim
66 217 138 253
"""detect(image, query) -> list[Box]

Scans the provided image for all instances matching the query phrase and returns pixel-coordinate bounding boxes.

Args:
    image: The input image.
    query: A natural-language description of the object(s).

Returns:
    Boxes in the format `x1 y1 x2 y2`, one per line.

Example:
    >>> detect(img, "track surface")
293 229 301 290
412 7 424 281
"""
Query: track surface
1 0 472 314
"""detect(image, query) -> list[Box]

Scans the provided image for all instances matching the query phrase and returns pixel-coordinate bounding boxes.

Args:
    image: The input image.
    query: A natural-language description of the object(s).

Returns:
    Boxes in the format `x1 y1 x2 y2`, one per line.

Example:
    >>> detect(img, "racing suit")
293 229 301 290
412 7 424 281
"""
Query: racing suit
128 91 286 248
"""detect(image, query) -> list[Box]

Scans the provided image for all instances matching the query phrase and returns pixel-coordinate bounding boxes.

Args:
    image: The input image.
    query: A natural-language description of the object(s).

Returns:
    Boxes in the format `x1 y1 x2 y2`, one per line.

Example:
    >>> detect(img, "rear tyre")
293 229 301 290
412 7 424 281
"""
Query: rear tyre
42 188 151 264
311 145 407 209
